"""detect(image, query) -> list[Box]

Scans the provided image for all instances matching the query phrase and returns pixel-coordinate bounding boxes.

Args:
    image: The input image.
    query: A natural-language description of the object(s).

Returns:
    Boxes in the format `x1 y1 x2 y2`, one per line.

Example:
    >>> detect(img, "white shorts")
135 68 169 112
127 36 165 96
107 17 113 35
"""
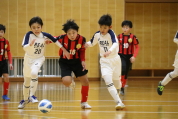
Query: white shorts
100 55 121 80
23 56 45 77
173 50 178 68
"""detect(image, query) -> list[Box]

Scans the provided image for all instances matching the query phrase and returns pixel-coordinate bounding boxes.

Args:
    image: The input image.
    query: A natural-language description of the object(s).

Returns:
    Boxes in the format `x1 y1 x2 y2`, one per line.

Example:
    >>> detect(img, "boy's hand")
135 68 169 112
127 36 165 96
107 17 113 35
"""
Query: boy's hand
30 39 36 46
103 51 111 57
61 47 70 59
9 64 13 70
85 42 89 48
81 61 86 71
130 56 135 63
45 38 51 45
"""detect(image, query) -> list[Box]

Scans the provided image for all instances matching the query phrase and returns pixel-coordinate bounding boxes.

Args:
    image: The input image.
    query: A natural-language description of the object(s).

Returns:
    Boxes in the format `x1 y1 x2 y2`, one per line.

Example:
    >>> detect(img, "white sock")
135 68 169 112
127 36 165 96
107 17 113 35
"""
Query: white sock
23 85 30 100
161 73 172 86
107 84 122 104
30 79 38 96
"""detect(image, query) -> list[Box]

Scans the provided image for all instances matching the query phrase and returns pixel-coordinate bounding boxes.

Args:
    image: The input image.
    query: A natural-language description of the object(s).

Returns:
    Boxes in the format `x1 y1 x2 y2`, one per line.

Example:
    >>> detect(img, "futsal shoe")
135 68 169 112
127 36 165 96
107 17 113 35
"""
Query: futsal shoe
115 103 125 110
18 100 30 109
81 102 92 109
29 95 38 103
2 95 10 101
157 81 165 95
120 88 125 95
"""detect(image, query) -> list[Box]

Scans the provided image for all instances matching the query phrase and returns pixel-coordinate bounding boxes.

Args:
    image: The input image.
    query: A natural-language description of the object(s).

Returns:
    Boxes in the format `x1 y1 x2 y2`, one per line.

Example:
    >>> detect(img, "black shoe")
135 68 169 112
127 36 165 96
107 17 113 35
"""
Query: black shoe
120 88 125 95
157 81 164 95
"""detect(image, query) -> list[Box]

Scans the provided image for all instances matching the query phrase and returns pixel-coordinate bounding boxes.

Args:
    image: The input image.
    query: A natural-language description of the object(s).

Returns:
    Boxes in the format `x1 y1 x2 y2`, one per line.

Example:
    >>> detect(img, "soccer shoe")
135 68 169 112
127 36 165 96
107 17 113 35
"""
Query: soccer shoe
115 103 125 110
157 81 165 95
29 95 38 103
69 79 76 89
2 95 10 101
18 100 30 109
120 88 125 95
81 102 92 109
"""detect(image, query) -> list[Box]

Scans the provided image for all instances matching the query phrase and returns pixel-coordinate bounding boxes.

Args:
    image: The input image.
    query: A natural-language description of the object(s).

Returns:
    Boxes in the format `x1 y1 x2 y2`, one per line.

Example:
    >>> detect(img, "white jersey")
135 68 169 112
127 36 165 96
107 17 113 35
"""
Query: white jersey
173 31 178 68
87 29 119 58
22 31 60 59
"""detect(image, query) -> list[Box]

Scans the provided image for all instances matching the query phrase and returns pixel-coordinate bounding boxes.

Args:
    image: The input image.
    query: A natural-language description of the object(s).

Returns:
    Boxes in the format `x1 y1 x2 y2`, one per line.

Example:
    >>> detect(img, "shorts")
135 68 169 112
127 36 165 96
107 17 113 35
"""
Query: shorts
23 56 45 77
0 60 8 77
100 55 121 80
59 58 88 78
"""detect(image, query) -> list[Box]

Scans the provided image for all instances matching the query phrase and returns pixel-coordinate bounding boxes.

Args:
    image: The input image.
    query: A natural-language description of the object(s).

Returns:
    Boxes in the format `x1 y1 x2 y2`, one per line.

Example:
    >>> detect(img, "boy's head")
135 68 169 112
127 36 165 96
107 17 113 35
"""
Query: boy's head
0 24 6 39
121 20 132 35
62 19 79 40
98 14 112 35
29 16 43 36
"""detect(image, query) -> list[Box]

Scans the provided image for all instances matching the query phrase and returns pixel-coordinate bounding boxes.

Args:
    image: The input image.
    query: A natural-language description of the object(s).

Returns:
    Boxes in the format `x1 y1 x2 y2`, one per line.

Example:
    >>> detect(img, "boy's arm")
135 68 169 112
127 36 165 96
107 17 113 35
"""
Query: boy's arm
86 32 99 47
133 44 140 58
173 31 178 44
6 40 13 70
22 31 32 52
108 30 119 52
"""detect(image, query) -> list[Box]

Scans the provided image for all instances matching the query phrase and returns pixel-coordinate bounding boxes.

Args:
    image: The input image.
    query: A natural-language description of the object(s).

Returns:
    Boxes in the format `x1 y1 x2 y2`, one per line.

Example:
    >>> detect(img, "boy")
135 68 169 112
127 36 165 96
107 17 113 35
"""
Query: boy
157 31 178 95
55 19 91 109
117 20 139 95
0 24 13 100
85 14 125 110
18 16 69 109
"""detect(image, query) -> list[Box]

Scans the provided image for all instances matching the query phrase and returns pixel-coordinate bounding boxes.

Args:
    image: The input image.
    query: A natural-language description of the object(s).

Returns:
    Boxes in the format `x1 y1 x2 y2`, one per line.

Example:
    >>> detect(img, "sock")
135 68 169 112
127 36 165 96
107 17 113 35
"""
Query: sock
23 85 30 100
81 85 89 102
161 73 172 86
30 79 38 96
121 75 126 88
107 83 122 104
3 82 9 95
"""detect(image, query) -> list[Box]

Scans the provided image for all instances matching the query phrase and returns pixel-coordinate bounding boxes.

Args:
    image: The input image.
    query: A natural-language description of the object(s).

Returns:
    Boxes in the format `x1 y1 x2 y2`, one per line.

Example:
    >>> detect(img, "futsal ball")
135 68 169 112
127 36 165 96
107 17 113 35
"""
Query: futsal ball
38 99 52 113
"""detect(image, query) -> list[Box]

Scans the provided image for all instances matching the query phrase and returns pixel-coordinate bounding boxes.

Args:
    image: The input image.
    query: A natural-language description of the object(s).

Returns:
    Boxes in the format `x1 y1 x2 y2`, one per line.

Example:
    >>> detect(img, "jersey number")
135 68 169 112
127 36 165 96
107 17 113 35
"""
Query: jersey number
69 49 76 55
34 49 41 54
123 43 129 48
0 49 3 55
104 47 108 52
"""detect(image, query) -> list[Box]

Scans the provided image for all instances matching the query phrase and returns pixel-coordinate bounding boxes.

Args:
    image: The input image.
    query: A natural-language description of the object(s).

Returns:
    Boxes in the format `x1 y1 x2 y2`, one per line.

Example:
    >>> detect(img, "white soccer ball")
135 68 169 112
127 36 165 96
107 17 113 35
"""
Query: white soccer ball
38 99 52 113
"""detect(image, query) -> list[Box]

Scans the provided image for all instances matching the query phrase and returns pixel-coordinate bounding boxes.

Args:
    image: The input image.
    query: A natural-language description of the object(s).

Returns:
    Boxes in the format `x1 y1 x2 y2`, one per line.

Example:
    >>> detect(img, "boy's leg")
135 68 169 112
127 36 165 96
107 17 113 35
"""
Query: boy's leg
2 74 10 100
157 68 178 95
18 77 31 109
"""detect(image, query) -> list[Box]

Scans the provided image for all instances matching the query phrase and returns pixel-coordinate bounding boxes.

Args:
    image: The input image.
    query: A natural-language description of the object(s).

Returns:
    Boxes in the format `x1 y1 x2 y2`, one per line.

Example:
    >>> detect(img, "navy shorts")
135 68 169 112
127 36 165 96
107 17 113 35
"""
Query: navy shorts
59 58 88 78
0 60 8 77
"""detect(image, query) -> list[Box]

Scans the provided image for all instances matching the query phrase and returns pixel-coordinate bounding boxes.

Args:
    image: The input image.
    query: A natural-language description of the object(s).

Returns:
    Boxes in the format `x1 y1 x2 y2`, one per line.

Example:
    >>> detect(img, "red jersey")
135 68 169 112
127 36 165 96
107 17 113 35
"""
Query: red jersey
118 33 139 55
0 38 12 64
56 34 86 61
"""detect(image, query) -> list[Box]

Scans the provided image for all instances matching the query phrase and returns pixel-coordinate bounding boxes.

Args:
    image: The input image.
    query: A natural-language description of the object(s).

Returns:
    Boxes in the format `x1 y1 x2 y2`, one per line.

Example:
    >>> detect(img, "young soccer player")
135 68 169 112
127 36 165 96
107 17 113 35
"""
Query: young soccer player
85 14 125 110
157 31 178 95
117 20 139 95
18 16 69 109
55 19 91 109
0 24 13 100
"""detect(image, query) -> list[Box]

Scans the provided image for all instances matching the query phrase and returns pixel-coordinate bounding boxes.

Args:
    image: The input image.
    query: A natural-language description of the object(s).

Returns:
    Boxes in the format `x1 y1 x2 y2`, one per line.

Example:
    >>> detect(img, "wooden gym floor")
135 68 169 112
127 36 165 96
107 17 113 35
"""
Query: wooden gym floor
0 78 178 119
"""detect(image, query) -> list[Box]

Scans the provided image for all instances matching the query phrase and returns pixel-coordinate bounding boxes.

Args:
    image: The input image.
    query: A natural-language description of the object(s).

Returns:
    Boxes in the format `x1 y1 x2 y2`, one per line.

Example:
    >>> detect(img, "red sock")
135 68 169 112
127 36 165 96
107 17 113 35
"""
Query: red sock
3 82 9 95
121 75 126 88
81 85 89 102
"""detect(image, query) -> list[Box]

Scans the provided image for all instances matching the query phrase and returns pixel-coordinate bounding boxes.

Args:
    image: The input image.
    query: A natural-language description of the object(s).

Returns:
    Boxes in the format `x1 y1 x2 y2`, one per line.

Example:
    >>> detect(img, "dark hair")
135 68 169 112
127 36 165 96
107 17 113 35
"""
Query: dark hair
62 19 79 33
29 16 43 27
98 14 112 26
121 20 133 28
0 24 6 33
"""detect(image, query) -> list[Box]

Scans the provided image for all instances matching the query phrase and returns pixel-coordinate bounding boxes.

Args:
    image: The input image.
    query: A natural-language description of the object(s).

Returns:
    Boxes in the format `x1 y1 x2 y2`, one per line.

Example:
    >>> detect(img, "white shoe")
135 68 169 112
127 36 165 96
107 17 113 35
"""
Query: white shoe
81 102 92 109
18 100 29 109
115 103 125 110
29 95 38 103
69 79 75 89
